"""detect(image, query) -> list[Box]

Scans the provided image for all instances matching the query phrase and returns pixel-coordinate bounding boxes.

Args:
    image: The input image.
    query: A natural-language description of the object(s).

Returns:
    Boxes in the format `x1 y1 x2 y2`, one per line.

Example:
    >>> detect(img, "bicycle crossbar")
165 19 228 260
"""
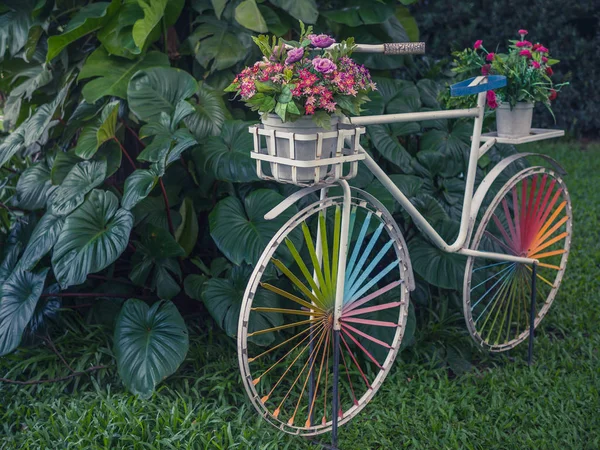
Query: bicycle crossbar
347 108 480 126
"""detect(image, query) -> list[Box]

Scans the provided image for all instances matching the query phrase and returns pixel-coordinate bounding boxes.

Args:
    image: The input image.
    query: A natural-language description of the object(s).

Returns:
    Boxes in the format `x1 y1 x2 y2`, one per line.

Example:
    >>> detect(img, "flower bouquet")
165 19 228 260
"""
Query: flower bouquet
452 29 567 138
225 23 375 183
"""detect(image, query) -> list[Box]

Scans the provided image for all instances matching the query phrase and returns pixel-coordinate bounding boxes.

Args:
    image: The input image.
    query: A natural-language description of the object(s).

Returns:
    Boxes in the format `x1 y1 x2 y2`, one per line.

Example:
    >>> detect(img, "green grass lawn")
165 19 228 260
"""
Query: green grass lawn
1 140 599 449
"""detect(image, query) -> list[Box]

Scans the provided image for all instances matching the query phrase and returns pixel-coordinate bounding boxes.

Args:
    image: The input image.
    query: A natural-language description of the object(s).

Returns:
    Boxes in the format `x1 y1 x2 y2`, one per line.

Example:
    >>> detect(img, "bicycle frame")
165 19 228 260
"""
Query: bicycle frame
344 90 539 267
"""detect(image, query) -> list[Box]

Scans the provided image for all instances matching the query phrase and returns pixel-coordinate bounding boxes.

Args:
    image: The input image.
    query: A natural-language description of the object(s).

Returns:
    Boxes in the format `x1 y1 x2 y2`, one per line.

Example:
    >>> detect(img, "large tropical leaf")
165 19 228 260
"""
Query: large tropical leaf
122 167 159 210
367 124 414 173
78 47 170 104
175 197 198 257
0 129 25 169
21 82 71 148
52 190 134 288
132 0 168 51
19 212 65 271
209 189 300 266
419 121 472 177
97 1 144 59
129 225 185 300
14 160 56 210
114 298 189 398
74 101 119 159
49 159 107 216
127 67 198 123
189 17 249 72
193 120 258 183
183 84 227 140
235 0 268 32
51 144 120 185
46 0 120 62
131 194 182 232
0 268 48 356
269 0 318 23
203 265 282 345
0 1 34 61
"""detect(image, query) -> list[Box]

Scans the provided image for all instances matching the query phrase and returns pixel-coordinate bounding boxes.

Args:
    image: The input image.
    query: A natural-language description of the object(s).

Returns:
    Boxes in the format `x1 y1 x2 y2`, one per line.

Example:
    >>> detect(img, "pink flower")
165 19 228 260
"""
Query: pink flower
481 64 491 75
531 61 541 69
285 47 304 64
486 90 498 109
516 41 532 48
270 45 285 61
518 29 528 36
486 53 495 61
536 45 549 53
546 66 553 76
474 40 483 50
312 57 337 74
305 104 315 115
308 34 336 48
542 56 548 63
549 89 557 101
519 49 532 58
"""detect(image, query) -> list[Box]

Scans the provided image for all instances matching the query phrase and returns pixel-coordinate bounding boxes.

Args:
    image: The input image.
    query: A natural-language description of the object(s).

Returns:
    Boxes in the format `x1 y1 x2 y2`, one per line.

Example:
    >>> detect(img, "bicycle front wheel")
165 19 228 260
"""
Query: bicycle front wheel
464 167 572 351
238 188 411 436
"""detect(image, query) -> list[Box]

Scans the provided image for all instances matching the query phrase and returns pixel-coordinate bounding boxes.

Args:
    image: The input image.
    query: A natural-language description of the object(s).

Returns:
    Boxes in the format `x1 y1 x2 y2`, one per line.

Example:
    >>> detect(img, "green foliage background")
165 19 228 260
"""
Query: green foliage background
411 0 598 136
0 0 535 394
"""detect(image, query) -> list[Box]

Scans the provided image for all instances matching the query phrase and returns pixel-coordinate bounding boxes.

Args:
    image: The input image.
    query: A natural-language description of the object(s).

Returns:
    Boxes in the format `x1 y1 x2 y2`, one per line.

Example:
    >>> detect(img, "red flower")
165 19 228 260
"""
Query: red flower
518 29 528 36
542 56 549 63
516 41 532 48
536 45 549 53
549 89 557 101
474 40 483 50
481 64 491 75
531 61 541 69
532 43 541 51
546 66 553 76
486 52 495 61
519 50 532 58
486 90 498 109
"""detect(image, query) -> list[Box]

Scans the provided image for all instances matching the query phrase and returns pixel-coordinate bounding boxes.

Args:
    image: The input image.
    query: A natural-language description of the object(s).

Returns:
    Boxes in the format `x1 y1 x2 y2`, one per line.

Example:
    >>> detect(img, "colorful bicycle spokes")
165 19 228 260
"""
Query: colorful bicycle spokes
465 169 572 350
240 196 409 434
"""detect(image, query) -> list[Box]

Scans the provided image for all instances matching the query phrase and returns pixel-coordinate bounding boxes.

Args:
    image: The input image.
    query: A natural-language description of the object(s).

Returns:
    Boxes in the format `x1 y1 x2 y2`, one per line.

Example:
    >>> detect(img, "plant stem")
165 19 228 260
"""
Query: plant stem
0 365 110 385
123 122 146 148
159 178 176 237
43 334 75 373
113 137 137 170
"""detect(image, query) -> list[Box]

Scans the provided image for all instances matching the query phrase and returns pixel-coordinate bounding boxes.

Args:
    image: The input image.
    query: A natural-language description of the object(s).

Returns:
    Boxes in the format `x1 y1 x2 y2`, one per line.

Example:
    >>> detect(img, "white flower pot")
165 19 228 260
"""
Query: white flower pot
261 114 340 183
496 102 534 138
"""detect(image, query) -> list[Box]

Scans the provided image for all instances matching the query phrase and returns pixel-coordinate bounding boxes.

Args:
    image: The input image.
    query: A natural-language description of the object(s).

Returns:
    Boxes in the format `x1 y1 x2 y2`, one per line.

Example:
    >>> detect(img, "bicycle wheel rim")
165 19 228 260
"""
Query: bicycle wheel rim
464 167 572 351
238 190 410 436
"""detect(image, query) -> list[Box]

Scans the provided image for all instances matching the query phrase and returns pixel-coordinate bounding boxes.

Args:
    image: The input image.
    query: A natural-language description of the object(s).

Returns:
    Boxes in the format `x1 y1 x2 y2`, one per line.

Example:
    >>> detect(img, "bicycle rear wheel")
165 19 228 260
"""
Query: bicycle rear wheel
238 188 411 436
464 167 572 351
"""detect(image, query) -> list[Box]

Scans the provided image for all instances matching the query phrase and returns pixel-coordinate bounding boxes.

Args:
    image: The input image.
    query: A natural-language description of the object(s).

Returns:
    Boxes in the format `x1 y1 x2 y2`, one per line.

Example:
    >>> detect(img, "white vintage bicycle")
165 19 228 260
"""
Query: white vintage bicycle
236 42 571 444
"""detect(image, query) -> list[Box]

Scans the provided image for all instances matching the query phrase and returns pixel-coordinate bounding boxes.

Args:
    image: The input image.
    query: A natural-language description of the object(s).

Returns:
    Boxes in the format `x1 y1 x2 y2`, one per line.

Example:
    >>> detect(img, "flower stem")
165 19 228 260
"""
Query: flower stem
159 178 176 237
113 137 137 170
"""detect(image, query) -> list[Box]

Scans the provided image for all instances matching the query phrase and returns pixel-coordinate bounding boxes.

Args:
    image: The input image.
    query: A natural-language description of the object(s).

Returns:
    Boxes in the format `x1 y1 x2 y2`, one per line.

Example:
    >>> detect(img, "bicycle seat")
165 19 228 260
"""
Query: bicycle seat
450 75 506 97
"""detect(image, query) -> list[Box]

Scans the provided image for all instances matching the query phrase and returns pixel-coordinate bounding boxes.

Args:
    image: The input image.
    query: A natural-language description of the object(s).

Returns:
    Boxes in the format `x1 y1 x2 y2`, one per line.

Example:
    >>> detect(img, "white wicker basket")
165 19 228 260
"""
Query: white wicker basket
248 123 365 187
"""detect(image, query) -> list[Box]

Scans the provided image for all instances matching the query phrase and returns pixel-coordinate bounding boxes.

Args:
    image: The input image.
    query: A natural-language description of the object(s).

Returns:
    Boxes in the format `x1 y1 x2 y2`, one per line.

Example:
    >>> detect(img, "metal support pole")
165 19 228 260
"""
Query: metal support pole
331 329 340 449
528 263 537 366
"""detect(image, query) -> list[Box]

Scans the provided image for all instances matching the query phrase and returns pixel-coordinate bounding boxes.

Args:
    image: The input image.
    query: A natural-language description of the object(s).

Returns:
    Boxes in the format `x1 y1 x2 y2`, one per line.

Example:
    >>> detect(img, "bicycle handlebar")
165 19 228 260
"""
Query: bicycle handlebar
346 42 426 55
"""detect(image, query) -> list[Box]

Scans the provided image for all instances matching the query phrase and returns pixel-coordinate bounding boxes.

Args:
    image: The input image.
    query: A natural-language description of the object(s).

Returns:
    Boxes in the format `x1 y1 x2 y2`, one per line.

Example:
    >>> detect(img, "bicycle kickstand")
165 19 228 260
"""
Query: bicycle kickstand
527 263 537 366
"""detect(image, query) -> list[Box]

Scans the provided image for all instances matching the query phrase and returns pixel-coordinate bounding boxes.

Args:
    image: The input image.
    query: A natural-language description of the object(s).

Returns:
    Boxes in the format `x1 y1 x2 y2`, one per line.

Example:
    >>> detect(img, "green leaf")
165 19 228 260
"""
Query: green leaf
0 130 25 169
122 168 159 210
395 5 419 42
235 0 268 32
18 212 65 271
175 197 198 257
97 1 144 59
193 120 258 183
416 79 442 109
184 274 207 301
0 268 48 356
419 121 472 177
79 47 170 104
74 101 119 159
0 3 34 61
184 84 227 140
209 189 300 266
259 5 289 36
408 235 465 291
127 67 198 123
269 0 318 23
132 0 168 51
189 17 248 72
367 124 414 172
114 299 189 398
203 265 283 345
50 159 107 216
21 82 71 148
52 190 134 288
138 119 197 172
46 0 120 62
131 194 182 232
14 161 56 210
129 225 184 299
211 0 229 19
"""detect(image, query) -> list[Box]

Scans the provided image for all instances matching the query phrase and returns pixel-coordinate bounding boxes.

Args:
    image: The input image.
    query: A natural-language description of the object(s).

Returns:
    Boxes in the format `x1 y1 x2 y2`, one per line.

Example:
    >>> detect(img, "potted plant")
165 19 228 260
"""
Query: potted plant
452 29 567 138
225 23 376 182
